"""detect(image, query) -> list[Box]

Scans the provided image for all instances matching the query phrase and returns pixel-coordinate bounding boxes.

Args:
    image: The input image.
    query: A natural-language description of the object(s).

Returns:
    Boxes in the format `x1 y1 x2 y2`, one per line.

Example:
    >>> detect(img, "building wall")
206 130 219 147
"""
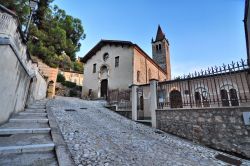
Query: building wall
60 71 83 86
157 72 250 109
0 45 31 124
156 107 250 158
133 47 167 85
82 45 133 98
0 6 46 124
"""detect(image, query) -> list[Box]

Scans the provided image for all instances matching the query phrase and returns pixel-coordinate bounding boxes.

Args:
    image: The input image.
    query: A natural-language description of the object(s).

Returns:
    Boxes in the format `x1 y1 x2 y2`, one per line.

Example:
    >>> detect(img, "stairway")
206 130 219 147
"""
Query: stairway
0 100 58 166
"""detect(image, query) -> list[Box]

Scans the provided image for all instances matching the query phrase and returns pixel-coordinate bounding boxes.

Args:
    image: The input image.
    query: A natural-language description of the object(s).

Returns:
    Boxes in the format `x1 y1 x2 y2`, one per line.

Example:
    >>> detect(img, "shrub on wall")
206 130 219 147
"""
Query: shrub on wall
57 73 65 83
62 81 76 88
69 89 77 97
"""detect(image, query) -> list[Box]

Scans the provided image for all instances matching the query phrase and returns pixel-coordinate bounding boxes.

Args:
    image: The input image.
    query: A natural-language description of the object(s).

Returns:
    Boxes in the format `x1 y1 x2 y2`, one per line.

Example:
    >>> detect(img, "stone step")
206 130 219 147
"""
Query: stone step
0 122 49 129
9 119 48 123
0 128 51 135
11 114 48 120
0 143 55 154
0 133 54 149
25 108 46 112
136 120 152 126
0 151 58 166
13 114 47 118
27 106 46 109
30 104 46 106
19 112 47 116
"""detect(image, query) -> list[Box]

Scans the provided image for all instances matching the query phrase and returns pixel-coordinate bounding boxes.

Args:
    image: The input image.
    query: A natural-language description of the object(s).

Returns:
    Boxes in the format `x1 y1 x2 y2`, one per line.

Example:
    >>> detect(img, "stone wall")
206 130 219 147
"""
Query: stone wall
156 107 250 158
114 110 132 119
0 5 46 123
37 61 58 98
59 70 83 86
26 68 47 105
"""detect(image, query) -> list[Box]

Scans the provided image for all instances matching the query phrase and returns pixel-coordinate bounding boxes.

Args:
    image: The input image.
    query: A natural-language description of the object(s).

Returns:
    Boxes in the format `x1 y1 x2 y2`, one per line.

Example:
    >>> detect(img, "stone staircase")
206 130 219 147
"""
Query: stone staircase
0 100 58 166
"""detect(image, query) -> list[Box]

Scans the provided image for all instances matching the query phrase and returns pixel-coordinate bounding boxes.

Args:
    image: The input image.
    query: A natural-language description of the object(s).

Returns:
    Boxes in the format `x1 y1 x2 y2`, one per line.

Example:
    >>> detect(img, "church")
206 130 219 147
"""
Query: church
81 26 171 99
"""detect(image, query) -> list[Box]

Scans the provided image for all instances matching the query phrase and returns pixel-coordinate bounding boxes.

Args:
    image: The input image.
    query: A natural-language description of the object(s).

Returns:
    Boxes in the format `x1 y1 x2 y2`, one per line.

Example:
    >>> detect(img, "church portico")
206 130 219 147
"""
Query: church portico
98 64 110 98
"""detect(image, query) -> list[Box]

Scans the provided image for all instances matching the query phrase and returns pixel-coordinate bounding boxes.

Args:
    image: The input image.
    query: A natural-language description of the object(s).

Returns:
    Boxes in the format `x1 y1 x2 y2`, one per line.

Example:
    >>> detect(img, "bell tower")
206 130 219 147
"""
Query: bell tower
152 25 171 80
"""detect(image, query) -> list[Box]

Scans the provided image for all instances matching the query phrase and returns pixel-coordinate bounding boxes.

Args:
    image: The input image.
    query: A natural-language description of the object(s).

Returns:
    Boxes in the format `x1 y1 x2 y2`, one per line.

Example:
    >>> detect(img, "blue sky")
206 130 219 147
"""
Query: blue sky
53 0 247 76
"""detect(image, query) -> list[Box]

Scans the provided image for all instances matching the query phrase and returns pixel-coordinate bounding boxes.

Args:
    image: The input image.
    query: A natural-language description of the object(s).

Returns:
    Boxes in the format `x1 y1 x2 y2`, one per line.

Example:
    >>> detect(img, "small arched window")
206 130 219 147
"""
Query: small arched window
148 69 152 80
137 71 140 82
103 53 109 61
156 45 158 51
159 44 162 50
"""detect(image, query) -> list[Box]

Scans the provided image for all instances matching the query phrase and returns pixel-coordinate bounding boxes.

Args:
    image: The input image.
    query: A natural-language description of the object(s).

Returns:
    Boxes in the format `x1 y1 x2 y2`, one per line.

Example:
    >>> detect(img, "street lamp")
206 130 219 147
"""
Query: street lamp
24 0 39 39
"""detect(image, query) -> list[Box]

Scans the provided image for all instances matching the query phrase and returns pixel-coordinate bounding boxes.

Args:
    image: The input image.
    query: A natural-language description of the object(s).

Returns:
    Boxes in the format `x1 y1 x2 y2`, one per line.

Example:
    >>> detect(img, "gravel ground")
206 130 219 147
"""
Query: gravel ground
47 96 250 166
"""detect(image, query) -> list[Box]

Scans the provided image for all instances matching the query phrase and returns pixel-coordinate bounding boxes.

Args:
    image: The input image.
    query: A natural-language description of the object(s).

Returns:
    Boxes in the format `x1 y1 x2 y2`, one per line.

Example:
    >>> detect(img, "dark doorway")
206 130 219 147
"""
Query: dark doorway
170 90 183 108
139 96 144 110
101 79 108 98
47 81 54 98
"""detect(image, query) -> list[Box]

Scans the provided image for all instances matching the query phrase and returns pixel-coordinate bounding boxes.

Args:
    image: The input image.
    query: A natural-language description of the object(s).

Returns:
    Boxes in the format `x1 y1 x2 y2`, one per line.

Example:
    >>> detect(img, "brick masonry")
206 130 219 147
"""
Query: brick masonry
156 107 250 158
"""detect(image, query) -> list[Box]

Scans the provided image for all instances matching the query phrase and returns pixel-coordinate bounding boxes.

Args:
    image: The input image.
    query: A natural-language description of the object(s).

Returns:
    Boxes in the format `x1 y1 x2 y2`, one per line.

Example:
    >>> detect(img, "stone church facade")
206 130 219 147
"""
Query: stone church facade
81 26 171 99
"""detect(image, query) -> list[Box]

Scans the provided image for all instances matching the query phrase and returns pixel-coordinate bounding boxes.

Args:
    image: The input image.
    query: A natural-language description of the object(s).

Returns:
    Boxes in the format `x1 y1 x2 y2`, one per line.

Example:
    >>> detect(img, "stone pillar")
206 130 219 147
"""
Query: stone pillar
150 79 158 128
131 84 138 121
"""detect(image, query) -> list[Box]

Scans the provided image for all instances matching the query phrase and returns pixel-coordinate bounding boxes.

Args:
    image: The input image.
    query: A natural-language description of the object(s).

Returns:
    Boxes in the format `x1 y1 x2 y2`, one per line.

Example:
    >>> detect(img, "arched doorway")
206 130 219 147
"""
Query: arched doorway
170 90 183 108
47 81 54 98
101 79 108 98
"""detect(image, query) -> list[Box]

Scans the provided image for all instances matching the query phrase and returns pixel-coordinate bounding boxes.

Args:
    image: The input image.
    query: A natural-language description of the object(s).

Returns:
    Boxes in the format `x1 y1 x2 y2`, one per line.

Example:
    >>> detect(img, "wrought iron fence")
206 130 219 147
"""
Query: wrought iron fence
107 89 131 110
157 59 250 109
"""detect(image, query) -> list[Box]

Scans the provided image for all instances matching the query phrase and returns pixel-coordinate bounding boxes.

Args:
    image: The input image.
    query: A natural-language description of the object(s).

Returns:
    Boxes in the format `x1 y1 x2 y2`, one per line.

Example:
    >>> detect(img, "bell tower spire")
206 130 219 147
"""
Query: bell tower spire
152 25 171 80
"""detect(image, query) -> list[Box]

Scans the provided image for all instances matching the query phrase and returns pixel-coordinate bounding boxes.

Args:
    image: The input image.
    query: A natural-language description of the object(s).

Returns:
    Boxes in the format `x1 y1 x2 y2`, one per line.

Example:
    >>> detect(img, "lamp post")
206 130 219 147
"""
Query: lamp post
24 0 39 39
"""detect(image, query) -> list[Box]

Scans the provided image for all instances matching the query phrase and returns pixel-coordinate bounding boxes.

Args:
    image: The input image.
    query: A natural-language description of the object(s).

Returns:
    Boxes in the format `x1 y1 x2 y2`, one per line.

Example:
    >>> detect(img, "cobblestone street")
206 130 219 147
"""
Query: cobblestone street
47 97 250 166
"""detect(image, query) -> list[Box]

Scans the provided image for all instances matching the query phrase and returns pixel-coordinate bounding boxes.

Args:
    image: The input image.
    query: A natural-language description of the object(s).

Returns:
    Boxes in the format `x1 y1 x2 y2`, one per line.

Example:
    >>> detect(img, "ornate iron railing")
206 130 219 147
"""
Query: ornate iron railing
157 59 250 109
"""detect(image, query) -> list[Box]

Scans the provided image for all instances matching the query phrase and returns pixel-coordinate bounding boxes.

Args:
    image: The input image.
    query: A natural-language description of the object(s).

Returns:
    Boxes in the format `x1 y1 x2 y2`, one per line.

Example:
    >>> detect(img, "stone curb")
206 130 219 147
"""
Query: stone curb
0 143 55 154
46 102 75 166
0 128 51 134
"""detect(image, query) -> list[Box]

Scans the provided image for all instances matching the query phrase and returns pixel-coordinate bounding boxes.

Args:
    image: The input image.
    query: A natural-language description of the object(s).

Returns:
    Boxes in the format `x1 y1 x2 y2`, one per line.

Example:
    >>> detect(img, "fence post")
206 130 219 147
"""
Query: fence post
131 84 138 121
150 79 158 128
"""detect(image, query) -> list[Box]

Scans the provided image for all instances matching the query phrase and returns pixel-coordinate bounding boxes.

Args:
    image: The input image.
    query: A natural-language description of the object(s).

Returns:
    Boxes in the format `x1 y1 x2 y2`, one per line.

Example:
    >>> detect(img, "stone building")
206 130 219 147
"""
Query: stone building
152 25 171 80
59 70 83 86
81 26 171 99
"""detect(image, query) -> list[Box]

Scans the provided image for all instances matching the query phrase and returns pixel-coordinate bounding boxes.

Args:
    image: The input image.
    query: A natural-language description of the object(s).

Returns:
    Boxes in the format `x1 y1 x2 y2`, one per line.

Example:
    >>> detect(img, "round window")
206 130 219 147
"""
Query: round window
103 53 109 61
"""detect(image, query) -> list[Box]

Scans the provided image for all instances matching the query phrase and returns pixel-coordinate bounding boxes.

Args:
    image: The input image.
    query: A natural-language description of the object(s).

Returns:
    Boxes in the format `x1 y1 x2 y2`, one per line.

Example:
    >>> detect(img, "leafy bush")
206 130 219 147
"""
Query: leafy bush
69 89 77 97
57 73 65 83
62 81 76 88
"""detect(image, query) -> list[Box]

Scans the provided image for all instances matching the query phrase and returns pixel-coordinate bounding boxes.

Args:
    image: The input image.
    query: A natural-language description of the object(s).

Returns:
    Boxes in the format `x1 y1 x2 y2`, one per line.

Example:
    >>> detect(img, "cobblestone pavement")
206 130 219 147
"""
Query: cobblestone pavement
48 97 250 166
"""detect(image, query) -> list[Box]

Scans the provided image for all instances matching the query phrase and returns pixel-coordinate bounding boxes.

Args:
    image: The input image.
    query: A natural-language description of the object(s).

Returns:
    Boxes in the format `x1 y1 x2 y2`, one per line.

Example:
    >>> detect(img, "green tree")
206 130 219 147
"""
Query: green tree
58 54 72 70
0 1 85 68
0 0 29 26
73 61 84 72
